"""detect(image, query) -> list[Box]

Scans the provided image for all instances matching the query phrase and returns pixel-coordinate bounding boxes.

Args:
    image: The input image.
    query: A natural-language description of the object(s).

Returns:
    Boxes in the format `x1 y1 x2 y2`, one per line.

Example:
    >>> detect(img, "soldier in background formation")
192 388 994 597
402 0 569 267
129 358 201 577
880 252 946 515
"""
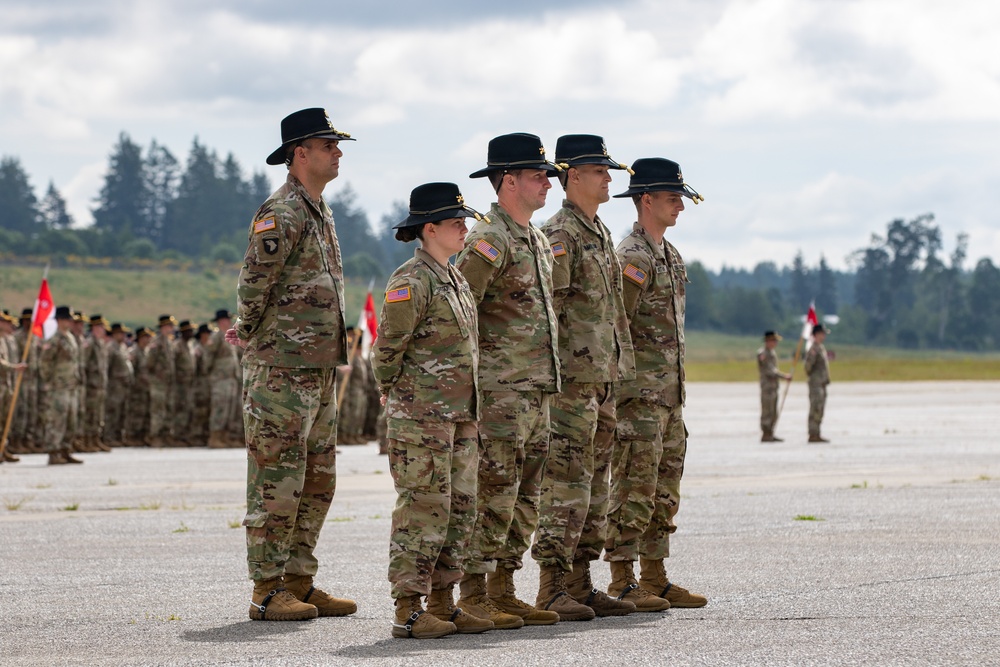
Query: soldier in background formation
805 324 831 443
40 306 84 465
758 331 792 442
1 310 27 462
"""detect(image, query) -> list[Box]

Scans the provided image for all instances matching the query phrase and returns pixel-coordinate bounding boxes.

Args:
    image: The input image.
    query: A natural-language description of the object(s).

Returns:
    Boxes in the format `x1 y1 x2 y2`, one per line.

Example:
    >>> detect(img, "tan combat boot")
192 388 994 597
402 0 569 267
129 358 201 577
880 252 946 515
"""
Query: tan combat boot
61 448 84 464
208 431 228 448
487 567 559 625
457 573 523 629
392 595 457 639
535 564 595 621
96 438 112 452
426 586 493 634
808 434 830 443
249 577 318 621
761 432 782 442
638 557 707 608
283 573 357 617
565 559 635 617
608 560 670 612
2 449 19 463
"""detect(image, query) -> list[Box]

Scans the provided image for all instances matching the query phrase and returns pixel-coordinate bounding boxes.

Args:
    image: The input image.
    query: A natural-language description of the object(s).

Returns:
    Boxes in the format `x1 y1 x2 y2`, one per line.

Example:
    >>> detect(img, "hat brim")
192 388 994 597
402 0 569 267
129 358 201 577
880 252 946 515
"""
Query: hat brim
560 157 627 170
265 131 356 166
613 183 701 199
469 163 561 179
394 206 479 229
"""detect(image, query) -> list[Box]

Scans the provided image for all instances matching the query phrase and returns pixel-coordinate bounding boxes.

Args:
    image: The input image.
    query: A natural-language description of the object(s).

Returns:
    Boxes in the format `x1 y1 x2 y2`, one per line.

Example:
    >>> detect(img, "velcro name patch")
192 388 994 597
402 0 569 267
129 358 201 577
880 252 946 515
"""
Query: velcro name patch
386 286 411 303
473 239 500 263
253 218 276 234
551 241 567 257
623 263 647 285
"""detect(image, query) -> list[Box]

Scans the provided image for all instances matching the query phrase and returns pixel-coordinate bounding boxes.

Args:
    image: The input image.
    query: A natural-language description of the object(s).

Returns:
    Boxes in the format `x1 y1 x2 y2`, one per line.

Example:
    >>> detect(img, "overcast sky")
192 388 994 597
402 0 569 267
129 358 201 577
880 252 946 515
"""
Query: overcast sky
3 0 999 271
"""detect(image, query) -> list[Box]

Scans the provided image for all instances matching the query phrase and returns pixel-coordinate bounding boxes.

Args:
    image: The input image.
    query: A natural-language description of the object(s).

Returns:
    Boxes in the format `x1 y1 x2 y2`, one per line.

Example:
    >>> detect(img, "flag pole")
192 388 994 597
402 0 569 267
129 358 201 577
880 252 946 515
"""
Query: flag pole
774 335 803 428
1 266 48 459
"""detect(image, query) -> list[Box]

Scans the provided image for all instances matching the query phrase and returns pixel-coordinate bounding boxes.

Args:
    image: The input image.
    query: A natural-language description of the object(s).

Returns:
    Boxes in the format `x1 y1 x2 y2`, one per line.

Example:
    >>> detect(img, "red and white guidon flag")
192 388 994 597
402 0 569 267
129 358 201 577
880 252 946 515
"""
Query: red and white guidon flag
31 278 57 340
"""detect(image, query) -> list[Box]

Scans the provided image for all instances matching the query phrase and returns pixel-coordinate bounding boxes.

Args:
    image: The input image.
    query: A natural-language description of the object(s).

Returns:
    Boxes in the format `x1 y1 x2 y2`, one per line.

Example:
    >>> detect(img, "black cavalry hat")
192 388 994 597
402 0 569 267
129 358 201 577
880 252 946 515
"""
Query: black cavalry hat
812 323 830 335
469 133 561 178
613 158 704 203
554 134 632 172
394 183 484 230
20 308 33 321
265 108 355 166
764 330 783 341
213 309 233 321
157 314 177 328
110 322 131 335
55 305 73 320
89 314 110 330
196 323 213 337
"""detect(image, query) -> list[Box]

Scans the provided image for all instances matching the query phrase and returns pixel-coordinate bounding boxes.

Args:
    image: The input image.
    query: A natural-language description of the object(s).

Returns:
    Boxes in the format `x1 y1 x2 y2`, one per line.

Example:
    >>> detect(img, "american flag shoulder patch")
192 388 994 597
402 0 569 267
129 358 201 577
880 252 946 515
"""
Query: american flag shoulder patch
550 241 567 257
253 218 276 234
385 285 411 303
473 239 500 263
623 263 647 285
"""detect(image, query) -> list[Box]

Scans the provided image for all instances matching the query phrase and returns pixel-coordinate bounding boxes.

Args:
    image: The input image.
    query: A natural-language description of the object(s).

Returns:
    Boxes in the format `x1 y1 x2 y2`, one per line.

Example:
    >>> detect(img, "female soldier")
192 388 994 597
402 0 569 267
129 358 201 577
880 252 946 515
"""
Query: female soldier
373 182 492 639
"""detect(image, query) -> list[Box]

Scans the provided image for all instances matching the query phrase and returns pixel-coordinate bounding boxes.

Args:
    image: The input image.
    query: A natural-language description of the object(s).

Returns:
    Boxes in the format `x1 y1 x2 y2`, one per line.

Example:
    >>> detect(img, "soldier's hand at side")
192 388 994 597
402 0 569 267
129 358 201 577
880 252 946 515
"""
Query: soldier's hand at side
225 327 246 348
379 394 387 407
337 364 351 374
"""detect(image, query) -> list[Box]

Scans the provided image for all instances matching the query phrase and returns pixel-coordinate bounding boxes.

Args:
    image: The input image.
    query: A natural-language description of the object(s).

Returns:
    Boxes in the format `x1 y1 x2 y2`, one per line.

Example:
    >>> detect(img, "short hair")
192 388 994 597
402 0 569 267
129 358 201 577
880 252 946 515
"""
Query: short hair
632 193 645 214
489 169 524 193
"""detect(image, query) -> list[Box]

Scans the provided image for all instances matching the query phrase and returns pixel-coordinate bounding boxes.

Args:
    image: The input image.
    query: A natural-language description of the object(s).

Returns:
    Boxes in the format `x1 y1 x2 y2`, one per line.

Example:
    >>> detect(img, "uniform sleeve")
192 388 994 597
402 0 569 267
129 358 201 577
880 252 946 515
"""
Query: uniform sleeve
236 207 302 340
545 226 575 293
617 249 650 319
371 273 428 395
456 231 507 304
804 347 816 375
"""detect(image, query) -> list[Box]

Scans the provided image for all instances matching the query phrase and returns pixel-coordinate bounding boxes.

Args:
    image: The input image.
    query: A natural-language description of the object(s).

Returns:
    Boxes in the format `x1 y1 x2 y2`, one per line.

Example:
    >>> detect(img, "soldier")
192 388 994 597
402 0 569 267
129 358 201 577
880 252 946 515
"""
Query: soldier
335 327 360 445
530 134 636 618
104 323 133 447
82 315 111 452
226 107 357 622
204 310 240 449
190 323 214 446
604 157 708 610
70 310 88 451
12 309 40 454
758 331 792 443
805 324 831 443
362 352 381 443
341 328 371 445
172 320 197 446
126 327 153 447
40 306 83 465
455 133 564 627
146 314 176 448
374 183 492 638
0 310 26 463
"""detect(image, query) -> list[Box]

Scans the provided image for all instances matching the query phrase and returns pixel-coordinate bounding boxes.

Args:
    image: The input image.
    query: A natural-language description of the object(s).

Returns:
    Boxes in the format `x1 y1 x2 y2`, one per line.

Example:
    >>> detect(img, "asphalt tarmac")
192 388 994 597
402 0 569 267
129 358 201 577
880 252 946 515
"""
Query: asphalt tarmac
2 381 998 666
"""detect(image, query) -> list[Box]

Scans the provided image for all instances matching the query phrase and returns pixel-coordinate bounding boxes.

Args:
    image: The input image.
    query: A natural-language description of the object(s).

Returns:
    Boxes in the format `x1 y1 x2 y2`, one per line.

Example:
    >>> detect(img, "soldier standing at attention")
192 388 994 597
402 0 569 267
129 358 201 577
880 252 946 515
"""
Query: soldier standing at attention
604 158 708 610
205 309 239 448
12 309 40 454
455 133 564 627
104 323 133 447
805 324 831 443
83 315 111 452
70 311 88 452
126 327 153 447
172 320 196 446
758 331 792 443
191 323 214 445
374 182 492 639
0 311 26 462
225 107 357 622
40 306 83 465
528 135 636 619
146 315 177 448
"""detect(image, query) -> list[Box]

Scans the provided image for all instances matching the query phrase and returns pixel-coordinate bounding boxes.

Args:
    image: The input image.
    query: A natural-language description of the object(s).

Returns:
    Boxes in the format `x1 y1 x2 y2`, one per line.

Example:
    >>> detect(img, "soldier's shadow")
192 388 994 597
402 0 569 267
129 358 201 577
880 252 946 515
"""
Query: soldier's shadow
182 621 310 644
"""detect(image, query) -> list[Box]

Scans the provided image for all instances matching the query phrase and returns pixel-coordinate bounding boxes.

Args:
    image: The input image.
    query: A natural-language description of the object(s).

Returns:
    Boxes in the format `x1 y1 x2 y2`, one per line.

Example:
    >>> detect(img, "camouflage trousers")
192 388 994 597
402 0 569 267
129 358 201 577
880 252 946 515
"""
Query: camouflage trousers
532 382 615 570
12 374 37 445
190 377 211 444
126 386 150 443
43 387 75 453
605 399 687 562
242 363 338 582
388 419 478 598
104 382 129 444
465 390 550 574
73 385 85 440
760 381 779 434
84 386 107 439
808 383 827 437
149 382 173 439
172 376 194 441
210 376 238 433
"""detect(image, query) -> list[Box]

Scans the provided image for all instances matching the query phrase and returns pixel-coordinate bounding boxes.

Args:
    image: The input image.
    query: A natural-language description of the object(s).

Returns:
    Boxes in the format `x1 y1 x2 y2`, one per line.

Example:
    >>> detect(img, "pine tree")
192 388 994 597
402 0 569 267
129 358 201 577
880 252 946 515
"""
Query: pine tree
142 140 180 247
163 138 223 256
38 181 75 229
92 133 149 239
0 156 41 234
816 255 838 315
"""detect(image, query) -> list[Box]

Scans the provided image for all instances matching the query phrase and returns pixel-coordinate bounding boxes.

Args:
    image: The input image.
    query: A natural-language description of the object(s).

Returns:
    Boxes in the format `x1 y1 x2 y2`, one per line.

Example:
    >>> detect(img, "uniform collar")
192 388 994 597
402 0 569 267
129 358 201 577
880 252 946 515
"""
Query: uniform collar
489 203 532 240
286 173 331 218
414 247 454 283
633 222 667 262
562 198 605 236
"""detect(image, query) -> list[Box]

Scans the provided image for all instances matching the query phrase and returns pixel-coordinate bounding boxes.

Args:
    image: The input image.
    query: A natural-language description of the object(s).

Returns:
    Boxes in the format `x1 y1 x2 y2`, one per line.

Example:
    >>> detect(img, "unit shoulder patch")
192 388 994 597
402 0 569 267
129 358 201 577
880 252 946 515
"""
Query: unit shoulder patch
550 241 567 257
253 218 276 234
473 239 501 263
622 263 647 285
386 285 412 303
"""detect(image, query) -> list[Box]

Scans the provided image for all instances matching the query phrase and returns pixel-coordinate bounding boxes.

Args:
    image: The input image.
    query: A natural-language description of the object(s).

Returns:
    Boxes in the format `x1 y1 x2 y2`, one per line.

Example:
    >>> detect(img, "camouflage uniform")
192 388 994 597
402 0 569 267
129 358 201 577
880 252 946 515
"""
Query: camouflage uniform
362 354 382 441
146 333 175 443
236 172 348 582
12 326 40 450
0 331 18 449
190 337 212 445
532 199 635 569
105 339 133 445
71 330 86 446
126 344 151 445
83 336 110 442
39 329 81 453
172 337 195 444
456 203 560 573
758 346 782 437
337 349 369 445
605 223 688 562
805 342 830 438
372 247 480 599
203 329 240 438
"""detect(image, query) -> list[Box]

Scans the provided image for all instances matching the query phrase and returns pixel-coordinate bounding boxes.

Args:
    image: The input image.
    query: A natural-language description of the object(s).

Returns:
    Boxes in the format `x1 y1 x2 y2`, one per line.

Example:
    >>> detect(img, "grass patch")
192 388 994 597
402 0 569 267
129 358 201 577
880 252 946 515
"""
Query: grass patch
62 502 80 511
138 500 162 511
3 496 33 510
32 483 52 489
172 522 190 533
228 519 242 529
329 516 354 523
793 514 824 522
106 478 118 486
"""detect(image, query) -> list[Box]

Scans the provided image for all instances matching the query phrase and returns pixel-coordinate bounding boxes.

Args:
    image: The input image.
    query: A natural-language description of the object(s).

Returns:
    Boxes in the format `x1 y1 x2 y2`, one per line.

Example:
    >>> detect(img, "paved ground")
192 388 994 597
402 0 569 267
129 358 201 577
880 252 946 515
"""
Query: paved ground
1 381 998 666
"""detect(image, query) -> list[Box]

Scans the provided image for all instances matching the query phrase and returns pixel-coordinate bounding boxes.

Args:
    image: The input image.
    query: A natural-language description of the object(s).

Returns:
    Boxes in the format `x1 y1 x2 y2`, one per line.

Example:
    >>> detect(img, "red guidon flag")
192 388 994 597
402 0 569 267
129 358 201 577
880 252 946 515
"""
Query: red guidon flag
801 301 818 350
356 280 379 357
32 278 57 340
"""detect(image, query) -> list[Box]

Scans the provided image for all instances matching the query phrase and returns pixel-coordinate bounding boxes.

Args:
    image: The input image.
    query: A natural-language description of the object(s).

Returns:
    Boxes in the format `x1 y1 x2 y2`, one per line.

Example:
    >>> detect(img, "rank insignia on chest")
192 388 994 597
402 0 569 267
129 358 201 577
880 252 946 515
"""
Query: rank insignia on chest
253 218 276 234
550 241 567 257
623 263 647 285
386 286 411 303
473 239 500 263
